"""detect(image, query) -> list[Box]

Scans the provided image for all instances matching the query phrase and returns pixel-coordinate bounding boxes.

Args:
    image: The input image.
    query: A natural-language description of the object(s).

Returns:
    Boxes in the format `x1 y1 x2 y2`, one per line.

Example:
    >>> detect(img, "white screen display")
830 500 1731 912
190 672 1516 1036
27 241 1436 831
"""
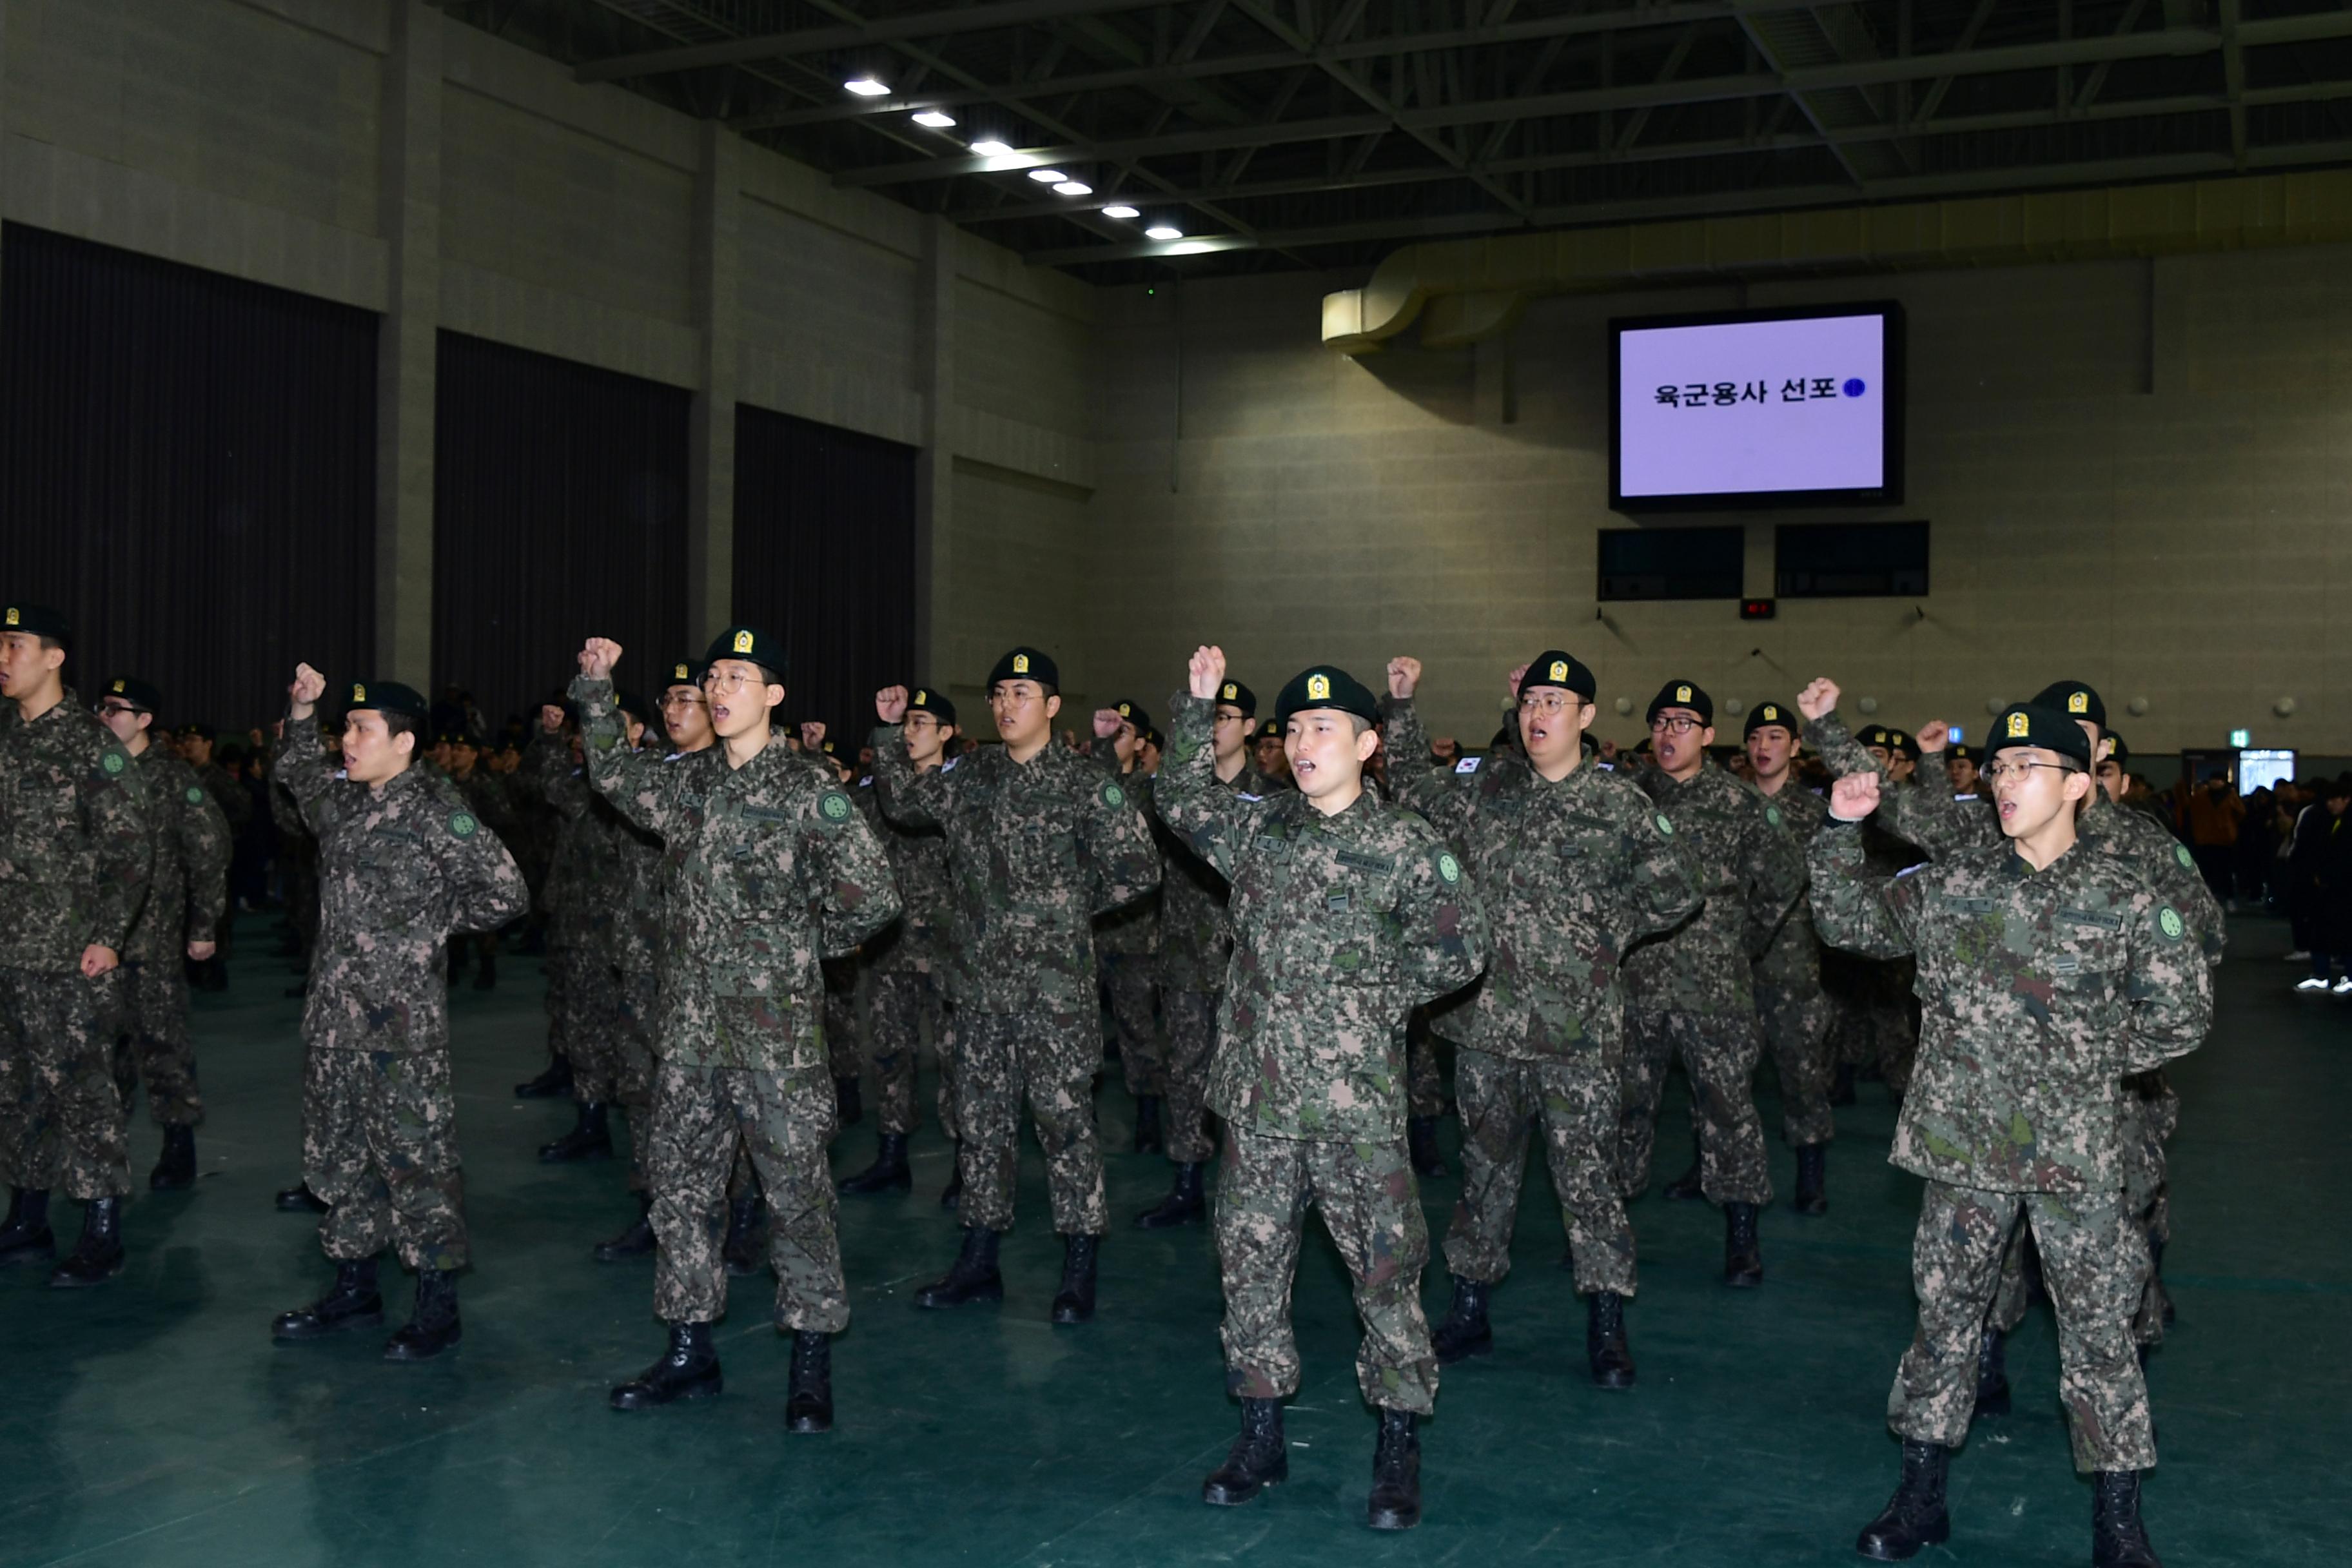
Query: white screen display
2241 749 2295 796
1616 312 1889 501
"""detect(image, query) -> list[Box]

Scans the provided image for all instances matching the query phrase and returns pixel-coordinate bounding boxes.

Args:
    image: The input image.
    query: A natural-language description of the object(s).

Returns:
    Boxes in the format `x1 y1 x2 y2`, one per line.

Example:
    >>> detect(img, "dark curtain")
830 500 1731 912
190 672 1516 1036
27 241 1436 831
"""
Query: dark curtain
0 223 377 732
732 405 917 747
433 333 689 733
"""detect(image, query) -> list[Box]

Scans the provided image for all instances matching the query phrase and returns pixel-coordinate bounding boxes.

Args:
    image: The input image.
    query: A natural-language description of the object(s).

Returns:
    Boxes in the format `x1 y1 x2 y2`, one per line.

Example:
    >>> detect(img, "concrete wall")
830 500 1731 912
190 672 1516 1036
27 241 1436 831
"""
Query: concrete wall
1084 248 2352 759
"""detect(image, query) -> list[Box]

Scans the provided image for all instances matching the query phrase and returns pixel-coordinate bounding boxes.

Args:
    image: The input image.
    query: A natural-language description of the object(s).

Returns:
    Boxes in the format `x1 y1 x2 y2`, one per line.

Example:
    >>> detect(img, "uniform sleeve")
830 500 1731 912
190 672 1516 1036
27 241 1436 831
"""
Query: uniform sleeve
1078 754 1161 917
1741 797 1808 957
530 734 591 821
207 770 255 831
1396 825 1488 1007
82 743 152 954
1880 774 2000 858
1614 793 1706 950
1376 696 1472 837
870 725 946 830
1153 692 1272 881
573 675 679 839
437 803 529 936
1805 819 1918 959
2116 884 2215 1072
803 781 904 957
272 720 343 834
2119 816 2227 970
173 769 233 946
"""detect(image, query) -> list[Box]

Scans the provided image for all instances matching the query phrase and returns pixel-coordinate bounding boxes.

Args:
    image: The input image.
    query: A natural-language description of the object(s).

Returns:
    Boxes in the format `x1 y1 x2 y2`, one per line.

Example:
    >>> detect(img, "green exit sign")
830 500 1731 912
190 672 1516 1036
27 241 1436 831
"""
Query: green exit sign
2230 729 2251 748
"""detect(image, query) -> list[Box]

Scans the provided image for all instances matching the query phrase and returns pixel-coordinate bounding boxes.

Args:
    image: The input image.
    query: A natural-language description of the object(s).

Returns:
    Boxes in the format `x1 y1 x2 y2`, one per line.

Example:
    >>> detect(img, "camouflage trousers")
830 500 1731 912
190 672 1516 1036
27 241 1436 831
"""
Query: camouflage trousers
1894 1181 2154 1473
304 1046 467 1273
110 958 204 1129
0 966 132 1199
868 971 956 1139
1829 956 1917 1093
1444 1048 1636 1298
1406 1022 1446 1119
954 1010 1107 1237
1160 988 1220 1165
1616 1007 1773 1206
1217 1126 1438 1415
823 957 862 1084
1102 953 1162 1099
647 1061 847 1332
1754 983 1835 1148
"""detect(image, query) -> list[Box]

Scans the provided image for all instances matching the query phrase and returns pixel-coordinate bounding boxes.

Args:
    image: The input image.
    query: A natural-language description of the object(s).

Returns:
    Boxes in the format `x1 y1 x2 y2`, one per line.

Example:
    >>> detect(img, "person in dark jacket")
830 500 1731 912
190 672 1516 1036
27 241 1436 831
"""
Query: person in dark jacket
2288 776 2352 994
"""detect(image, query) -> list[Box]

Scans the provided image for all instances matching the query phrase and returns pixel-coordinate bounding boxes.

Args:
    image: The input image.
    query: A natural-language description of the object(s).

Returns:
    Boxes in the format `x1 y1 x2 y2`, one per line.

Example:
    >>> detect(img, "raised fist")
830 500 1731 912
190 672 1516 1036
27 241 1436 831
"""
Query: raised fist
875 685 909 725
799 720 827 753
1387 656 1422 701
1504 663 1528 700
288 663 326 718
1093 709 1124 740
580 638 622 681
540 704 566 735
1829 772 1882 823
1914 719 1950 757
1797 677 1840 723
1188 645 1226 701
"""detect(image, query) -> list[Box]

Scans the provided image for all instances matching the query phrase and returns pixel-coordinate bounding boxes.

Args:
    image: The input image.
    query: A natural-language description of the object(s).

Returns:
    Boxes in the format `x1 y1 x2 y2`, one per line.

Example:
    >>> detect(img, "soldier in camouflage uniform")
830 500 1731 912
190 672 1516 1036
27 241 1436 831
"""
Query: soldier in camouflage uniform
1251 718 1291 788
443 732 519 991
839 686 961 1200
1741 700 1840 1215
0 605 151 1286
1810 703 2211 1567
871 646 1157 1325
1134 675 1271 1230
1384 652 1701 1386
269 671 527 1360
810 732 868 1131
176 723 250 993
94 678 231 1193
1615 680 1805 1286
1090 698 1167 1152
1159 650 1487 1532
580 630 899 1431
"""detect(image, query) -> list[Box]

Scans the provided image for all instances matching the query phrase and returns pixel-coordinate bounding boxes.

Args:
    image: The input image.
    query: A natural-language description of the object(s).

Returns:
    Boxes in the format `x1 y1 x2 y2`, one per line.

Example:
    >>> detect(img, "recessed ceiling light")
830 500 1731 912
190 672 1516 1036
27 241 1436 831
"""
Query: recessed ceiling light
1102 204 1139 219
1145 225 1183 241
1054 181 1092 196
843 77 891 97
1165 241 1216 255
968 139 1013 157
1028 168 1068 182
912 110 957 128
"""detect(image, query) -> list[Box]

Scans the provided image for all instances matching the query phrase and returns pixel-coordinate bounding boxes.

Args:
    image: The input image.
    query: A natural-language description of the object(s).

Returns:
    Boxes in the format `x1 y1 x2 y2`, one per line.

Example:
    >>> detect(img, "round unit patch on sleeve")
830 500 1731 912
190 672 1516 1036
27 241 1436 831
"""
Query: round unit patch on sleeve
1654 813 1675 838
818 790 854 824
449 811 478 839
2157 906 2185 942
1102 781 1127 809
1436 851 1463 886
102 751 125 776
2173 844 2194 871
184 785 206 805
1765 805 1783 828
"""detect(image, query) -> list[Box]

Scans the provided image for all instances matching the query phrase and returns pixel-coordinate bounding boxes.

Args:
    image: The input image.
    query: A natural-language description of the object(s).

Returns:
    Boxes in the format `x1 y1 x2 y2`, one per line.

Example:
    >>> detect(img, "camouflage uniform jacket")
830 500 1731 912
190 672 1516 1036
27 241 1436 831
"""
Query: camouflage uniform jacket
868 723 1159 1027
273 732 527 1056
1622 762 1805 1018
578 676 900 1072
1752 783 1836 995
856 772 952 979
531 738 661 972
1156 753 1277 994
124 745 232 963
1088 739 1162 959
0 691 150 974
195 759 255 833
454 769 523 848
1156 691 1489 1142
1808 825 2211 1195
1383 696 1701 1063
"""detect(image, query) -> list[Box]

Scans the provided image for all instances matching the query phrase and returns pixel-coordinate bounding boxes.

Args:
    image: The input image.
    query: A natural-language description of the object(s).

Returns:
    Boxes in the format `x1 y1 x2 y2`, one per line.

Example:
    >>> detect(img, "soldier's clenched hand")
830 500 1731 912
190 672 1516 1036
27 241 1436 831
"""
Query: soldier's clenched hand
1797 678 1839 721
1092 709 1124 740
1504 663 1529 700
1914 719 1950 756
800 720 828 752
540 704 565 735
876 685 909 724
1387 656 1422 700
1828 772 1881 823
580 638 622 680
81 943 119 979
289 663 326 719
1188 646 1226 701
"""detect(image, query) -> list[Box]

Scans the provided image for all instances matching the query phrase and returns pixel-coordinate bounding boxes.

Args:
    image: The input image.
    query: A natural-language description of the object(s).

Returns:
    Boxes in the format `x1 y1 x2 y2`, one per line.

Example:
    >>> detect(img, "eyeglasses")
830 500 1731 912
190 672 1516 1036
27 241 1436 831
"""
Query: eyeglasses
1519 692 1577 716
659 692 705 709
1981 760 2076 785
1650 716 1703 736
702 671 759 694
96 701 142 719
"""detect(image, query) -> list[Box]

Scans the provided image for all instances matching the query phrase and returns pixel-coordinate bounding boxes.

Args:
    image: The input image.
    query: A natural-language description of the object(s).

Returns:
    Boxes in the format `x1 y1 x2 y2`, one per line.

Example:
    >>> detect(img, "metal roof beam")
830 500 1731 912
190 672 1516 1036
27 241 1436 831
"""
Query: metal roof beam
578 0 1184 82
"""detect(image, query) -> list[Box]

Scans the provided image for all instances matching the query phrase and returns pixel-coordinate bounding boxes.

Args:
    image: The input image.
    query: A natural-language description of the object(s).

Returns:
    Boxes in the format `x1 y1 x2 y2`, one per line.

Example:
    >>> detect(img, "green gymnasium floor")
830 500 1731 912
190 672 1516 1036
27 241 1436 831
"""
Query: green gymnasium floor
1 915 2344 1568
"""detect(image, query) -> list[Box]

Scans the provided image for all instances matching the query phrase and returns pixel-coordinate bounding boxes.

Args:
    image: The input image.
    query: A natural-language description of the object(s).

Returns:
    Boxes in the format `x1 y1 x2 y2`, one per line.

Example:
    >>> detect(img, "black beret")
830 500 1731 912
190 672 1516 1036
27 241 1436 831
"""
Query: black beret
987 646 1057 689
906 685 957 728
184 722 219 743
1989 703 2093 767
1947 743 1979 764
1144 728 1165 750
705 625 783 674
1863 726 1894 749
1275 665 1380 725
2104 731 2129 767
617 690 657 729
1 602 71 643
1111 698 1152 734
343 679 430 721
2030 680 2106 730
819 736 843 758
1743 700 1796 740
1255 718 1282 743
663 658 708 689
102 676 164 714
1888 729 1922 761
1213 679 1257 716
1645 679 1712 727
1520 651 1596 701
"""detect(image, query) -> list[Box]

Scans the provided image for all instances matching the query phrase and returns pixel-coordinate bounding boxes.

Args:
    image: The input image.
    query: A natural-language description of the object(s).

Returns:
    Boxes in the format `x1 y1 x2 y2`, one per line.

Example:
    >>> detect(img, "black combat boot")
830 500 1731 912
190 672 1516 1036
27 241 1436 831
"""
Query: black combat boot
275 1182 329 1213
1723 1201 1763 1288
1134 1161 1206 1229
1366 1408 1424 1531
1201 1398 1287 1505
49 1197 126 1288
1792 1143 1828 1216
785 1329 834 1433
594 1193 658 1263
915 1227 1004 1309
1829 1062 1857 1106
514 1055 573 1099
1973 1327 2011 1419
1663 1133 1705 1200
1431 1275 1493 1365
538 1102 612 1163
272 1258 384 1339
1050 1234 1100 1324
1855 1440 1952 1560
0 1188 55 1267
939 1146 963 1211
722 1193 767 1276
1587 1291 1636 1388
1131 1095 1164 1154
610 1320 722 1409
473 951 497 991
838 1132 911 1195
383 1268 462 1360
1407 1116 1449 1180
834 1076 863 1128
150 1126 198 1191
2092 1470 2162 1568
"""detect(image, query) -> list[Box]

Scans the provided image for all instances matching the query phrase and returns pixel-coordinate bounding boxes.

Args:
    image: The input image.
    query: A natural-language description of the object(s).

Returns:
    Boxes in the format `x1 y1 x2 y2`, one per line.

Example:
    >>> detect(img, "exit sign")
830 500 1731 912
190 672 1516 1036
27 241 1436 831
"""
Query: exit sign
2230 729 2251 749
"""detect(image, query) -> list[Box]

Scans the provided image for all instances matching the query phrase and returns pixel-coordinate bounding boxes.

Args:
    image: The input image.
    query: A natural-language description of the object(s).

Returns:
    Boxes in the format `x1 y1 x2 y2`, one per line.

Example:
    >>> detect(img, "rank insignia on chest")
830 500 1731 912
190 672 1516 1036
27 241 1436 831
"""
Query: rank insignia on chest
449 812 478 839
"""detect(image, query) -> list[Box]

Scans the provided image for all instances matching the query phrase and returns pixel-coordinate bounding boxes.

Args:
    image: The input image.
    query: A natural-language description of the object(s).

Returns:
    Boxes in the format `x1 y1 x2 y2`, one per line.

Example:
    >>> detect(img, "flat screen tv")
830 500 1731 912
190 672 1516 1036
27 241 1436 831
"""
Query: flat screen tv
1611 301 1905 511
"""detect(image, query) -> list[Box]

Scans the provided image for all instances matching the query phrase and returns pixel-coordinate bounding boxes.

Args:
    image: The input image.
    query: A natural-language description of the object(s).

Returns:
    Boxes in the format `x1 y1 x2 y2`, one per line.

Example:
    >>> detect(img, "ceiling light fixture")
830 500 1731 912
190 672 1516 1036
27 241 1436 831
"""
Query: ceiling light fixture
1028 168 1068 182
912 110 957 128
843 77 891 97
1054 181 1092 196
968 139 1013 157
1145 225 1183 241
1102 204 1139 219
